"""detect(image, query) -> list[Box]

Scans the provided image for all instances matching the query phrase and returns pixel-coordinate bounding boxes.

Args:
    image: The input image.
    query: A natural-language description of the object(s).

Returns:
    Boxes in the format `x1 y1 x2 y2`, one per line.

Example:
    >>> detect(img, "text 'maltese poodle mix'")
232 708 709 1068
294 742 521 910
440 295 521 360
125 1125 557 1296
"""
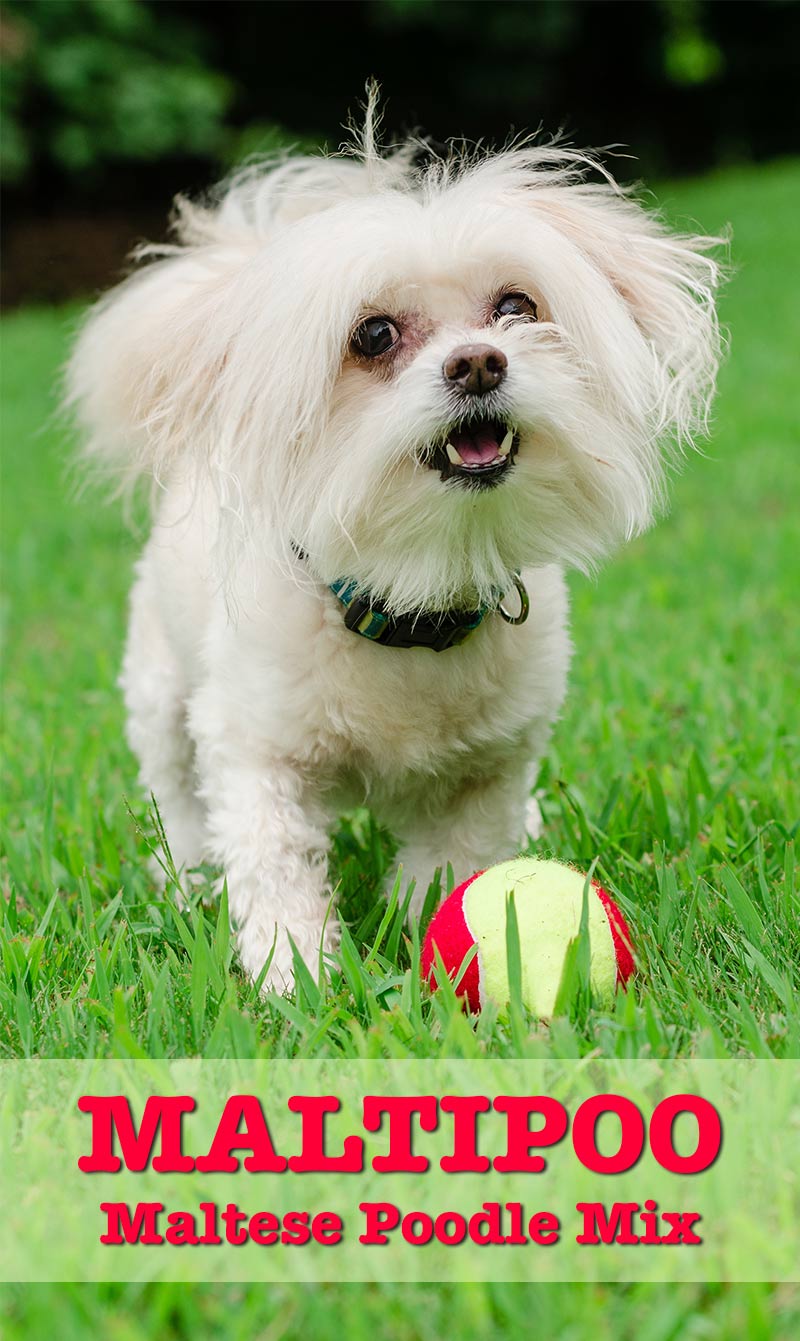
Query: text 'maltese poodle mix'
68 99 722 992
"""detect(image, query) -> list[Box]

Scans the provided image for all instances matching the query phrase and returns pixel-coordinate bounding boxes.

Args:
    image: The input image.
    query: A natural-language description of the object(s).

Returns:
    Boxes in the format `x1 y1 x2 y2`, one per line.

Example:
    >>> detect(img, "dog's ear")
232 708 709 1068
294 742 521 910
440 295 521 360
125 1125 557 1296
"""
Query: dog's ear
67 156 383 500
68 212 331 515
529 186 726 448
66 247 236 492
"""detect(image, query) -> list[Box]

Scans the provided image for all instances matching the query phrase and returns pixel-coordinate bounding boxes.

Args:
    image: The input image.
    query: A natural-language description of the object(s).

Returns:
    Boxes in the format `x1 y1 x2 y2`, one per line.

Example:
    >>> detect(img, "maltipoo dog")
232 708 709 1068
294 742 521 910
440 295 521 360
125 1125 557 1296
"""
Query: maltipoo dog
68 100 722 992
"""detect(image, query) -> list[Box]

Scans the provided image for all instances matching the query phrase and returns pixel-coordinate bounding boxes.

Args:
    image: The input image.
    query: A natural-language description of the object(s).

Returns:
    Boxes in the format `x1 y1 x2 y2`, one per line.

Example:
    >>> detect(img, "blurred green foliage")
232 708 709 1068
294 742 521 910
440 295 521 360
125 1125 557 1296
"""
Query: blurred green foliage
0 0 232 184
661 0 724 86
0 0 797 203
378 0 725 87
2 1280 799 1341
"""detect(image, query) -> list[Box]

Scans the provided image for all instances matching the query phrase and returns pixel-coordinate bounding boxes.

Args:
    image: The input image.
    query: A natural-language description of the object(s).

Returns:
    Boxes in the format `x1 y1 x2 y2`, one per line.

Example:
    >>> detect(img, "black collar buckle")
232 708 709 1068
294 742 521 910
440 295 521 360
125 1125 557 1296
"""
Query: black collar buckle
342 593 486 651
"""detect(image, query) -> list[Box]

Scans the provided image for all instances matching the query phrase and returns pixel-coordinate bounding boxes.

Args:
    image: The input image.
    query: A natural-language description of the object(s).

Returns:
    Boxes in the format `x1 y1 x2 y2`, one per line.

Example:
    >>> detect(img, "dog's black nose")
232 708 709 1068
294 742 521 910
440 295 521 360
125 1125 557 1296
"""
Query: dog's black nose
443 343 507 396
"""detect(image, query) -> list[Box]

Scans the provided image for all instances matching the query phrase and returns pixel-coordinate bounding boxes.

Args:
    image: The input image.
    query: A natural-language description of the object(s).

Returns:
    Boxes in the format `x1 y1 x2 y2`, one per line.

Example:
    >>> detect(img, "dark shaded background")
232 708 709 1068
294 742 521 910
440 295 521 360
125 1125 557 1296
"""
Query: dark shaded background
3 0 799 307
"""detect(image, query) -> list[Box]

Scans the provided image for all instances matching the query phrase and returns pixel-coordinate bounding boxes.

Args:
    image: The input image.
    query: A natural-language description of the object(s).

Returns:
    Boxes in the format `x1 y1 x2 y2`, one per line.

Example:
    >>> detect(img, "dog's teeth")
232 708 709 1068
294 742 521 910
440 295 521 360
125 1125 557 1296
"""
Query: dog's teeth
446 442 463 466
498 429 514 457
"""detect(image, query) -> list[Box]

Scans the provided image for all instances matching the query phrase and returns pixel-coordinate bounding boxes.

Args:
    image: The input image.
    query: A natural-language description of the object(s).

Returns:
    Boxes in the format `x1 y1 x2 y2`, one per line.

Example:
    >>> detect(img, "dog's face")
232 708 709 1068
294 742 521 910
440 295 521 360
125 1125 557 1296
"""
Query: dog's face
70 147 722 612
311 232 620 611
274 169 721 612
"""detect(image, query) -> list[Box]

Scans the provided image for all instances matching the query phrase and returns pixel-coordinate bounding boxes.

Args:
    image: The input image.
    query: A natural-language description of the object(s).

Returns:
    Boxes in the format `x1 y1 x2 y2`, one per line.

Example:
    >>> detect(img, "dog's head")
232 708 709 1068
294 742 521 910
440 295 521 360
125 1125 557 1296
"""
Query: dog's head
69 123 724 613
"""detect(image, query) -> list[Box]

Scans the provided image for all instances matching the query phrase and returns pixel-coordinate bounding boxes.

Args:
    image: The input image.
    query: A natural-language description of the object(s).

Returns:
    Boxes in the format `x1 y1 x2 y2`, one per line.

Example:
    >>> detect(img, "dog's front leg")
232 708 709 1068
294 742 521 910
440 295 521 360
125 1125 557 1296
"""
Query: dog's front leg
197 749 337 992
389 750 542 921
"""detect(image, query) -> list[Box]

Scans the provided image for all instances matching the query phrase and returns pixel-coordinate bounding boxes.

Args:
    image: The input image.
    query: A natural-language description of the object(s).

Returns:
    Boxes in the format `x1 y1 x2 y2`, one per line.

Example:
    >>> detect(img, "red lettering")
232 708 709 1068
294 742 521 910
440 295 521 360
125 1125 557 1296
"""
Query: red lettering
638 1199 662 1244
440 1095 490 1172
165 1210 200 1246
195 1096 287 1173
287 1096 364 1172
281 1211 311 1246
363 1096 438 1172
248 1211 279 1246
312 1211 344 1245
100 1201 164 1244
79 1095 195 1173
220 1202 248 1245
503 1200 528 1245
576 1201 640 1245
529 1210 560 1245
359 1201 400 1244
402 1212 434 1245
572 1095 644 1173
198 1201 222 1244
649 1094 721 1173
434 1212 467 1245
492 1096 568 1172
468 1201 506 1245
659 1211 703 1244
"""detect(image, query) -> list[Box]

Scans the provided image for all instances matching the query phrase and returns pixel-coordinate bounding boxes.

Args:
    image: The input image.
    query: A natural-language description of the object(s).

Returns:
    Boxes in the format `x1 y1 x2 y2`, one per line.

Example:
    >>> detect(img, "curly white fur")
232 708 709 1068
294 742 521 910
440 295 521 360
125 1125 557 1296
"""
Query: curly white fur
67 109 723 992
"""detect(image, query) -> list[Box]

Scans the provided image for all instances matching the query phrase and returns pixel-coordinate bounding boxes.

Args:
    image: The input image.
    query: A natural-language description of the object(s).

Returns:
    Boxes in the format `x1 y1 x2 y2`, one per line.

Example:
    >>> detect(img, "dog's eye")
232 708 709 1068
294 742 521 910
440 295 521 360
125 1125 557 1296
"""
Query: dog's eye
494 292 538 322
351 316 400 358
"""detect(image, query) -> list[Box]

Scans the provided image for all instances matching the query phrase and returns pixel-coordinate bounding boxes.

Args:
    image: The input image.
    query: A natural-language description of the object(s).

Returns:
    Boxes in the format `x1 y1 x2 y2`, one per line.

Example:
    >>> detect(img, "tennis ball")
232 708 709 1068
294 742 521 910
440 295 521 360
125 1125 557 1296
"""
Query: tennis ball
421 857 634 1017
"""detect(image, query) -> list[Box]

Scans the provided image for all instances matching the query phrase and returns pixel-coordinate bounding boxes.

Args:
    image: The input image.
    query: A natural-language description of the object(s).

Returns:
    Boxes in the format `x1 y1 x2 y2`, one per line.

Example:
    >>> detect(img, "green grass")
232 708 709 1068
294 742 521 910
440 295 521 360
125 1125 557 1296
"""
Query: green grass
2 158 799 1333
2 1281 799 1341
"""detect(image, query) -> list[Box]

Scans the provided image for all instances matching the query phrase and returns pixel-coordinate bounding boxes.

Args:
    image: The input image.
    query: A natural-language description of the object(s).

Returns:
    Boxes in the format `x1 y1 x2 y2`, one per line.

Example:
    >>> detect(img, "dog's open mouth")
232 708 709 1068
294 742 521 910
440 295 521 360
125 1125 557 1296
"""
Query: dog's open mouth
426 417 519 489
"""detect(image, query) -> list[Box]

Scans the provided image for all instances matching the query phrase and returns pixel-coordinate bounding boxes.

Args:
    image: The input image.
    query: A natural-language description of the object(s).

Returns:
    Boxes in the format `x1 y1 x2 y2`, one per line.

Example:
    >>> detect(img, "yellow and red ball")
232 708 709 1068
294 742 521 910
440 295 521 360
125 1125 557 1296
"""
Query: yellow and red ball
421 857 634 1016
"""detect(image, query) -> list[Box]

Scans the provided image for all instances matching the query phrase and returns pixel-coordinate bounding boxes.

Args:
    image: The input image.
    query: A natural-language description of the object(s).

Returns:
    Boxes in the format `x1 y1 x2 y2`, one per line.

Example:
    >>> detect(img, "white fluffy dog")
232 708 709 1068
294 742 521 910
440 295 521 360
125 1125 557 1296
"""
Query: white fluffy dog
68 110 722 992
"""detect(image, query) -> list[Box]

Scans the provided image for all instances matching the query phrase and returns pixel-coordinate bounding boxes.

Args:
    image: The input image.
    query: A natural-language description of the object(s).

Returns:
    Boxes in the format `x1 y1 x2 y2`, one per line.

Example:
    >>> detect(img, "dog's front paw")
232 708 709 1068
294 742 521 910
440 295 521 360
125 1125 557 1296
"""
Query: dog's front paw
236 917 340 996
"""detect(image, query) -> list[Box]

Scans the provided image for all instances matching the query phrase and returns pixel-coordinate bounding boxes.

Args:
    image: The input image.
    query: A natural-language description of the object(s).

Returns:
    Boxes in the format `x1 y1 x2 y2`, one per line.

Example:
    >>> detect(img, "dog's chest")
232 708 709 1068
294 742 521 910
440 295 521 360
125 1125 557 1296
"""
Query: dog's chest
302 611 541 779
216 562 569 784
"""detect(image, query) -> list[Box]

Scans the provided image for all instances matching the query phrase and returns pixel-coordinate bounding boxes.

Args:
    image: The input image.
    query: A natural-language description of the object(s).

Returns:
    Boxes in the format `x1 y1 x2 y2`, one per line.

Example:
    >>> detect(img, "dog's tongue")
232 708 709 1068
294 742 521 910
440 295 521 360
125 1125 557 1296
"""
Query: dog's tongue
448 423 501 465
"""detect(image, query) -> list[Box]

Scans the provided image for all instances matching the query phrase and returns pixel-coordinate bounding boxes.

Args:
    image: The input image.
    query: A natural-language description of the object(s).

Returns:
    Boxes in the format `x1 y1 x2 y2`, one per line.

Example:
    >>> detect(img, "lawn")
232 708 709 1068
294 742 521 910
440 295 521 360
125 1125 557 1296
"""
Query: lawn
1 158 798 1335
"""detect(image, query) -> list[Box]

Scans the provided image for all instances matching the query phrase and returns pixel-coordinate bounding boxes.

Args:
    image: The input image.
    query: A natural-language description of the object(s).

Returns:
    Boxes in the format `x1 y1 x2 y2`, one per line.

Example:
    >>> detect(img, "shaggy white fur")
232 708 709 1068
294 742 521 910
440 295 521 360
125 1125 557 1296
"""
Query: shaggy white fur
67 108 723 992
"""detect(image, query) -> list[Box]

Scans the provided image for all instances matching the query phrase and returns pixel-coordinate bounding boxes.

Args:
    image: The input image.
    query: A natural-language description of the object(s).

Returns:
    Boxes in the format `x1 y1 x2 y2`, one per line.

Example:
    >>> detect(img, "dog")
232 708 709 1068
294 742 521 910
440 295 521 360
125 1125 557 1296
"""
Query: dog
67 105 722 992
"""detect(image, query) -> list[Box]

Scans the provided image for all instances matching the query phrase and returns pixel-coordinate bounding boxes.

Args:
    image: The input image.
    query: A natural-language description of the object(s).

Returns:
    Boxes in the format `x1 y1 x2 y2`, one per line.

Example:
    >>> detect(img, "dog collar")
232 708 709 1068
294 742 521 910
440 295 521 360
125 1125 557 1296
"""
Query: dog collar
293 545 529 652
